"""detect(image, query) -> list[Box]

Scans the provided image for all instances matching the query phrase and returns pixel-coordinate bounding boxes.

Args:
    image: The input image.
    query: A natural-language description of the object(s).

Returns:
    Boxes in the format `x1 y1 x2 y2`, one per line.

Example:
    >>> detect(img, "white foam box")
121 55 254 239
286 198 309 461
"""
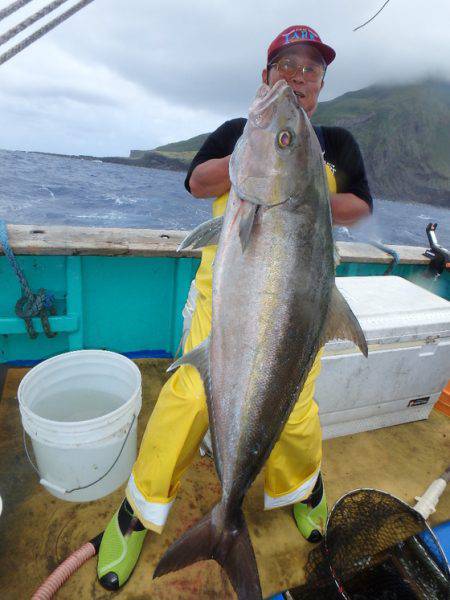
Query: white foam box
317 276 450 439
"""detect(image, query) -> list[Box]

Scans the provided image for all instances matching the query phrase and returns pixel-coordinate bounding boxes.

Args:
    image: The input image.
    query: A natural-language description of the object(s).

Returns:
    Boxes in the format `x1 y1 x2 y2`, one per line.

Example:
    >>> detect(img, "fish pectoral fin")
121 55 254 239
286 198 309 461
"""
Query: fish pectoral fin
323 285 368 357
177 216 224 251
167 337 211 397
239 202 258 252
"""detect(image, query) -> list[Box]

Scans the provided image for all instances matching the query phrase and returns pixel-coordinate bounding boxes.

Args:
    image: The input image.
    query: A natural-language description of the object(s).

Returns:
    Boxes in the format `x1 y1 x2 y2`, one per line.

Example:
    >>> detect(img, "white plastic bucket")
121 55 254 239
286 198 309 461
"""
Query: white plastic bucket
18 350 142 502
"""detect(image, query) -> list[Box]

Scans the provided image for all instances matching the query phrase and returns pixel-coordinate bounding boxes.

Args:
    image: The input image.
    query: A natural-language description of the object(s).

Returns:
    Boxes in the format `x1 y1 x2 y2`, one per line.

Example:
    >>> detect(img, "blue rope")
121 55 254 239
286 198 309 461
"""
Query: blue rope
0 219 56 337
1 220 30 293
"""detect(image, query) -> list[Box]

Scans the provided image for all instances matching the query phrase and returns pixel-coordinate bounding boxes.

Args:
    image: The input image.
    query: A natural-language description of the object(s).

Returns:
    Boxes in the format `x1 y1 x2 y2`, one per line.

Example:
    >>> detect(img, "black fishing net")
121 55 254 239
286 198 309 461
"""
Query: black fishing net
287 489 450 600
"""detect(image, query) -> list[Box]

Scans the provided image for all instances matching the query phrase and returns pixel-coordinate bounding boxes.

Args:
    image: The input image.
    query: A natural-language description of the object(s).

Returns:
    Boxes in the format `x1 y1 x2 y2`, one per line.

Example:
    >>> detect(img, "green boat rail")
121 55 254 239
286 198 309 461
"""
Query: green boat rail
1 224 449 366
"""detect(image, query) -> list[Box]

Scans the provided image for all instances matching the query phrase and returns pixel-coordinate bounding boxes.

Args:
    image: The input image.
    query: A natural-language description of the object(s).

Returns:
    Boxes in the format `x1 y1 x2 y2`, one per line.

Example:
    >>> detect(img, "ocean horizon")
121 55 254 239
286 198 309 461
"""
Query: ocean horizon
1 148 449 249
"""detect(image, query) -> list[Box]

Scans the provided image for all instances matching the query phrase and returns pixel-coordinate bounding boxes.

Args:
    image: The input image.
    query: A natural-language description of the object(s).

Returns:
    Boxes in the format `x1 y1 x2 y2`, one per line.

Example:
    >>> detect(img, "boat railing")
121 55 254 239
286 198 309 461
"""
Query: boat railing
0 224 430 264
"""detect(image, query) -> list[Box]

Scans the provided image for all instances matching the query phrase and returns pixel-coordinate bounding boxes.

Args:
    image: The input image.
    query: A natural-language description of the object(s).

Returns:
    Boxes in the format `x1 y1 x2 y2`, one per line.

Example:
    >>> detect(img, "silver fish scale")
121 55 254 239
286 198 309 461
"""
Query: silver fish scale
209 85 333 510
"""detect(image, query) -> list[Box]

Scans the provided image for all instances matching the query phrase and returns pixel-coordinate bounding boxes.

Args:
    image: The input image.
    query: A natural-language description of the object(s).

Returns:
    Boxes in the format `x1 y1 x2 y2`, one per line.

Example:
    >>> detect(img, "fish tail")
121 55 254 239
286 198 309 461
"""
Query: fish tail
153 504 262 600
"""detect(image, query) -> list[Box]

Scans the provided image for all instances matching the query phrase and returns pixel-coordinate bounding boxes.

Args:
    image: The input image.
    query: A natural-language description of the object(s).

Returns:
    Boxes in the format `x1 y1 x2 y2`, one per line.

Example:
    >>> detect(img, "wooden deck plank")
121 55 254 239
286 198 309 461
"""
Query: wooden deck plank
1 224 430 264
0 361 448 599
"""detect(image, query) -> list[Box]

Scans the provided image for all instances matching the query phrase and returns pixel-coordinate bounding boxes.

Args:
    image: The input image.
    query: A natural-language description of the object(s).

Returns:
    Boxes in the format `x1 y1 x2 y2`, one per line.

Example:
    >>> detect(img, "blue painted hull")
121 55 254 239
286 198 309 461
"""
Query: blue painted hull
1 254 449 365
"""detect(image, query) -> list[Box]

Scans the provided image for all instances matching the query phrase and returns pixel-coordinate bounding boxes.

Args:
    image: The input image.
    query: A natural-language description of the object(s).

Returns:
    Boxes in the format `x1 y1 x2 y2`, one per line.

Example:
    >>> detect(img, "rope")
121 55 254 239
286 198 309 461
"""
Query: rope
0 219 56 338
370 239 400 275
0 0 34 22
0 0 70 48
0 220 33 296
0 0 96 66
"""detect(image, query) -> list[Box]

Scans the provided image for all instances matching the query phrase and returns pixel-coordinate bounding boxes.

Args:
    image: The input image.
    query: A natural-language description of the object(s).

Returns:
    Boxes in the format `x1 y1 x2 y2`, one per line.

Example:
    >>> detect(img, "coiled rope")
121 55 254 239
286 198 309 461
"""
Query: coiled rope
0 220 56 338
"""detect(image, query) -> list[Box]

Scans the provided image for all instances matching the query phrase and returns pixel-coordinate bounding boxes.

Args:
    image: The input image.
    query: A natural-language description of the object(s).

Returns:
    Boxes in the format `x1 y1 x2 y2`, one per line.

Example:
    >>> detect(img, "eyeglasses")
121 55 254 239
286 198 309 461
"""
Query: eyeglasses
268 57 325 82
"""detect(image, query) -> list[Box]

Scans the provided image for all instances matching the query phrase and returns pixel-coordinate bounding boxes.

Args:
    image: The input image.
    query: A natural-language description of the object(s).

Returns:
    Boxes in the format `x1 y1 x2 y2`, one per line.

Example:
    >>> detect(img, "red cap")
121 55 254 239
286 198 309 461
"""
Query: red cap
267 25 336 66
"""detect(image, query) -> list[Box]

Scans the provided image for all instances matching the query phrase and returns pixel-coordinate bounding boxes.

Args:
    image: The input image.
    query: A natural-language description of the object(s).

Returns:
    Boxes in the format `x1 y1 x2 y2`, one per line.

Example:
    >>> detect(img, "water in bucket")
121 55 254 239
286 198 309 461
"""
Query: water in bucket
18 350 142 502
32 389 124 422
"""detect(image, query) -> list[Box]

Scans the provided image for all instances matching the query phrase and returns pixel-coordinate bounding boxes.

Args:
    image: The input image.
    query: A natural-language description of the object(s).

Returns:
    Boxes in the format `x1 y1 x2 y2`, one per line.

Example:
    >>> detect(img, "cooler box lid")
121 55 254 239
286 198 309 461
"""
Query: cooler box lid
326 276 450 352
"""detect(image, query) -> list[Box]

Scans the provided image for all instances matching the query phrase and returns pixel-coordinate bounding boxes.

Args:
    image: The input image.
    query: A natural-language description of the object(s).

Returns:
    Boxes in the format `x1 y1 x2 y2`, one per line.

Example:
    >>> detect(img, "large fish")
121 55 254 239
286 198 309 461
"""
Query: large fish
154 80 368 599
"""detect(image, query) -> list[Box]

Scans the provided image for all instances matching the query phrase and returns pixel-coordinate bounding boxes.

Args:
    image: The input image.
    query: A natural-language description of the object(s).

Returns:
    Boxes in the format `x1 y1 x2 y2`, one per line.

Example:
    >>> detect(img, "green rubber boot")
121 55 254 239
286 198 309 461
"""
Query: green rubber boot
97 499 148 590
293 473 327 543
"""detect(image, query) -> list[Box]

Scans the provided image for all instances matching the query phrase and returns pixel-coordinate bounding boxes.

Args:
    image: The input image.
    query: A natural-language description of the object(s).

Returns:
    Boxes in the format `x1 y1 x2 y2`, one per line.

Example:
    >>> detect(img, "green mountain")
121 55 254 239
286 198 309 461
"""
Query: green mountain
313 80 450 205
151 133 210 165
154 133 210 153
149 80 450 205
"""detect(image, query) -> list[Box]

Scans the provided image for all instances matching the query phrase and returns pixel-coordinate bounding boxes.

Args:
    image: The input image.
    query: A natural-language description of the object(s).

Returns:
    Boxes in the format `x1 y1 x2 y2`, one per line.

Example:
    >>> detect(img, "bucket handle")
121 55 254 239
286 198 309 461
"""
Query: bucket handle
23 414 136 495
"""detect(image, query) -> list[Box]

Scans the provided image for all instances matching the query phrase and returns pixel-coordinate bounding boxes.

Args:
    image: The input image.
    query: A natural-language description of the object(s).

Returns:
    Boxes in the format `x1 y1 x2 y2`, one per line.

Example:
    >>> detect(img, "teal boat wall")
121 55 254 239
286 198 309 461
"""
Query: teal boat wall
1 254 449 364
1 255 200 364
81 256 200 355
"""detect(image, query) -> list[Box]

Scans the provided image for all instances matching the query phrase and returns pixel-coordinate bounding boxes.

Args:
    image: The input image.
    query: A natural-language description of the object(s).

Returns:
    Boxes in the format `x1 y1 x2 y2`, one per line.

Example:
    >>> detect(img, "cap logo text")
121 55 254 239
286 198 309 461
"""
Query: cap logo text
283 29 317 45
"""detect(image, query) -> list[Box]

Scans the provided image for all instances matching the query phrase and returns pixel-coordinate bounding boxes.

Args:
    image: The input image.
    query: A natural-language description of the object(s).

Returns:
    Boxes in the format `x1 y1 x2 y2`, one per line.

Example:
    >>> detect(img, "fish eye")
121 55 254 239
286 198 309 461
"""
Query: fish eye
277 130 293 148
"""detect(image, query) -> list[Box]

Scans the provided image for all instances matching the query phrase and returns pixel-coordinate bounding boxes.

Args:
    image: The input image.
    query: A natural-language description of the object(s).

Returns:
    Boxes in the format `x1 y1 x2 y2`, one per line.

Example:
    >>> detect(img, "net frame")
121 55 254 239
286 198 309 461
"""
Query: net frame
298 487 450 600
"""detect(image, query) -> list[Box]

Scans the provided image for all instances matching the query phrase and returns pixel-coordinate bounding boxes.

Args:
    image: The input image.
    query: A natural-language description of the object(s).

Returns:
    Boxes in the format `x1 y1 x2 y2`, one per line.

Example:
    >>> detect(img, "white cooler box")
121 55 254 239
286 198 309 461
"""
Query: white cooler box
317 276 450 439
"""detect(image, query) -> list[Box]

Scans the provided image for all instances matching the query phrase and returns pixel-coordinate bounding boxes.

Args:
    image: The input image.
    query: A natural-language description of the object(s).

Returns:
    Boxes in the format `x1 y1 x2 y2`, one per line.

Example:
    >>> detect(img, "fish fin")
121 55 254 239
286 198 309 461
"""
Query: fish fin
217 510 262 600
167 337 211 397
178 216 224 251
239 203 258 252
153 512 213 576
323 285 368 357
154 506 262 600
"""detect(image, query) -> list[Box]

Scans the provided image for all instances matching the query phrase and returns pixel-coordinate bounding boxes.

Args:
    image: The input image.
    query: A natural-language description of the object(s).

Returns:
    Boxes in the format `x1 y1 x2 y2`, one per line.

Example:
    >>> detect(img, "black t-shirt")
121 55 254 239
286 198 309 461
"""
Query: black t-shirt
185 118 373 210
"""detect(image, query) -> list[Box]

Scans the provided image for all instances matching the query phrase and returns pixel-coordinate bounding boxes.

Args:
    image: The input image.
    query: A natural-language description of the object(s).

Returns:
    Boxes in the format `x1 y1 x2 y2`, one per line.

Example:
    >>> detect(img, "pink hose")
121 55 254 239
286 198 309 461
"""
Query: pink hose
31 542 96 600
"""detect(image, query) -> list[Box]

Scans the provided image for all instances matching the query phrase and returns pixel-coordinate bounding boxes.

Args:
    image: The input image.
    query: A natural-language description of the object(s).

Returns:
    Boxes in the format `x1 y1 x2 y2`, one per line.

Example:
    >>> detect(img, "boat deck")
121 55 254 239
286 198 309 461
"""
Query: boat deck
0 359 448 599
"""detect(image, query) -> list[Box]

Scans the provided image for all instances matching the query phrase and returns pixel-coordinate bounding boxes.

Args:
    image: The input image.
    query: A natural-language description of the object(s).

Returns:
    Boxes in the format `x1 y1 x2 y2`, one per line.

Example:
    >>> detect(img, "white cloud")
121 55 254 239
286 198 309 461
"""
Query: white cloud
0 0 449 153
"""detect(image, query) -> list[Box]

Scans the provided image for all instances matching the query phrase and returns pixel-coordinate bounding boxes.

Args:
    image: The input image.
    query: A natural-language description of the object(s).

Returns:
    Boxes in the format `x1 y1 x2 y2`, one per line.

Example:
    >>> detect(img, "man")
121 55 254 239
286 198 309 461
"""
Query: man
188 27 371 225
97 25 372 591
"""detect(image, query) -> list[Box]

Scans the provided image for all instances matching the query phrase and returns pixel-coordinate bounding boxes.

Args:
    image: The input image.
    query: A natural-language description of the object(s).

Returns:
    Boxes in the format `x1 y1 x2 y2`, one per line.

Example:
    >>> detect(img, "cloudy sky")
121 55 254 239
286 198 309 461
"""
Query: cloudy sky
0 0 449 155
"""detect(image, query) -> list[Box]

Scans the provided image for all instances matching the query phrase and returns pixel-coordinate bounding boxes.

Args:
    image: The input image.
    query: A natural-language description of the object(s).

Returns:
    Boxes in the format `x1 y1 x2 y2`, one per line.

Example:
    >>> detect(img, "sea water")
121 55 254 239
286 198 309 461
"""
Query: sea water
0 148 449 247
32 388 125 422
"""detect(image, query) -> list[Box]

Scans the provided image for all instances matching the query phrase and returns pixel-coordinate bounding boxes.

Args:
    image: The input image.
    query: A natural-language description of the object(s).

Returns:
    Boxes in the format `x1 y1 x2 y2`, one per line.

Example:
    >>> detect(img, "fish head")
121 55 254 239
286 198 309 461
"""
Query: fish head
230 80 324 208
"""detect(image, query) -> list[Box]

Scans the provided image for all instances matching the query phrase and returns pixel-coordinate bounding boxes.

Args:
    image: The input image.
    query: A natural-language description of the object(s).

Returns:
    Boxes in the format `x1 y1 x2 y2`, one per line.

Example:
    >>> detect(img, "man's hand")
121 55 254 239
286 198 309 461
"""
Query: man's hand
330 193 371 226
189 156 232 199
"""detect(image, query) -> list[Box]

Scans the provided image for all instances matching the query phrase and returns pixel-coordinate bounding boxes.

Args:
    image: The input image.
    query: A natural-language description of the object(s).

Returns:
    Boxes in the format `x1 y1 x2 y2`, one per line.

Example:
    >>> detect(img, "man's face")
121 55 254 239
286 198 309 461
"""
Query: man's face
262 45 325 117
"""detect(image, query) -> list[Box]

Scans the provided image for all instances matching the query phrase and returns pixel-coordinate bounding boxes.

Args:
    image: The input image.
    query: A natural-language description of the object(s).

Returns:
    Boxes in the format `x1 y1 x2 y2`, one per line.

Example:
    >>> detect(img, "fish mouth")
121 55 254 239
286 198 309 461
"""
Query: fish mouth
250 80 297 122
293 91 305 107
